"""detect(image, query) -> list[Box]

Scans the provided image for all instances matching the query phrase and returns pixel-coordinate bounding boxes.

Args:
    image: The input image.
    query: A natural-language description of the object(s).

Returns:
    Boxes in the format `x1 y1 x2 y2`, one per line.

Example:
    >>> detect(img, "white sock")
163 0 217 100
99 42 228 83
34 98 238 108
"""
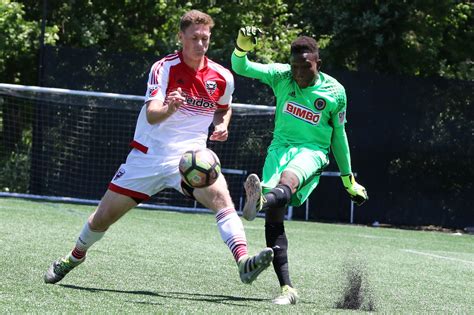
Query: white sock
69 222 105 262
215 207 248 262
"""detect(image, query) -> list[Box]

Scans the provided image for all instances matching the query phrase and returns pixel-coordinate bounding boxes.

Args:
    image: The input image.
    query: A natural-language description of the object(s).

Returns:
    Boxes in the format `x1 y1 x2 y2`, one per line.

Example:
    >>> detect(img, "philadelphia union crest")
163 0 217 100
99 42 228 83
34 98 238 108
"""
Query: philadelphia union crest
314 98 326 110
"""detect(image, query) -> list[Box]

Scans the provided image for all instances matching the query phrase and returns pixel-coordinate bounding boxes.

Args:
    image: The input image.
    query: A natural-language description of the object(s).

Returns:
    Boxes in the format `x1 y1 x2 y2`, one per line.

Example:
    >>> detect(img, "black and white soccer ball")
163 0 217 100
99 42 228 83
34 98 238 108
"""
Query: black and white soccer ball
179 148 221 188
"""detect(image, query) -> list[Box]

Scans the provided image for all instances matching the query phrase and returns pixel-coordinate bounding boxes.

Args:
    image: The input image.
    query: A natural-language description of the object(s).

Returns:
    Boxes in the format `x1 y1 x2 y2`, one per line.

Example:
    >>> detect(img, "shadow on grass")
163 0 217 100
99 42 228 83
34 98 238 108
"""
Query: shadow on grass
59 284 266 307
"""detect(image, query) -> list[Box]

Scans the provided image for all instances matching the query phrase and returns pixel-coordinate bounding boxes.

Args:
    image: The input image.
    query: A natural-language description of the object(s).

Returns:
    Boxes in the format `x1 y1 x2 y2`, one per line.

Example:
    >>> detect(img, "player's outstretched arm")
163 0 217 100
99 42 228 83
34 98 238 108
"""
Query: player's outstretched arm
234 26 263 57
231 26 274 81
331 126 368 205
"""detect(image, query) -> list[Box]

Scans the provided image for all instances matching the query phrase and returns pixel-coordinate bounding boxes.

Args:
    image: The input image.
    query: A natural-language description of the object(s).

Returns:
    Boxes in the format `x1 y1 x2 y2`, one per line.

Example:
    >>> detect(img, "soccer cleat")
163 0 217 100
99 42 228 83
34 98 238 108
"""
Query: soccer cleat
243 174 265 221
272 285 298 305
238 247 274 284
44 256 84 284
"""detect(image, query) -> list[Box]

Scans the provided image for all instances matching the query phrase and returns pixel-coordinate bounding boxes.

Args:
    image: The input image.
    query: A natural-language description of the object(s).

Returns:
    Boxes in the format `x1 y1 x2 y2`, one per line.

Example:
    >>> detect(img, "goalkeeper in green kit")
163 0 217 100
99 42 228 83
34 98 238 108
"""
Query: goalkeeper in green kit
231 27 368 305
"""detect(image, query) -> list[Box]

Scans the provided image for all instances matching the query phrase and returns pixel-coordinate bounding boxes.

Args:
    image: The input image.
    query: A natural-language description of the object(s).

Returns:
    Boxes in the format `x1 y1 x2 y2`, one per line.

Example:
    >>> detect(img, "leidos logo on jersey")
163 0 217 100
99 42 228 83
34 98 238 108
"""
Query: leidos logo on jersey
284 102 321 125
185 94 216 108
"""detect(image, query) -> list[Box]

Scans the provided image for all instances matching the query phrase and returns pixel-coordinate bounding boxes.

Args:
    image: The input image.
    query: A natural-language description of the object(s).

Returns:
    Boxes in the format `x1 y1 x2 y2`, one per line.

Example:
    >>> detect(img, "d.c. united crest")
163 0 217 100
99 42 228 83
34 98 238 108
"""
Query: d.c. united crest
205 80 217 95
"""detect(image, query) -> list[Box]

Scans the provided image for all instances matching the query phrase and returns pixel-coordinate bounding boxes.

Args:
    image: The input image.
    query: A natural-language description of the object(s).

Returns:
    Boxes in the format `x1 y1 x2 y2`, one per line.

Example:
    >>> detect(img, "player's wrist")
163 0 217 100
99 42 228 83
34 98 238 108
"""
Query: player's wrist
233 48 247 57
235 44 248 52
163 106 176 117
340 174 354 189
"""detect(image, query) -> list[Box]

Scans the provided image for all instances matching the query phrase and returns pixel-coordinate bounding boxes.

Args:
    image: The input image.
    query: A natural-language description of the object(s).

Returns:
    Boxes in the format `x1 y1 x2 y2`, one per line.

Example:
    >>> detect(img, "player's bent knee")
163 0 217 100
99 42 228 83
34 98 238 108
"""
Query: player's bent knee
181 180 196 200
280 171 299 193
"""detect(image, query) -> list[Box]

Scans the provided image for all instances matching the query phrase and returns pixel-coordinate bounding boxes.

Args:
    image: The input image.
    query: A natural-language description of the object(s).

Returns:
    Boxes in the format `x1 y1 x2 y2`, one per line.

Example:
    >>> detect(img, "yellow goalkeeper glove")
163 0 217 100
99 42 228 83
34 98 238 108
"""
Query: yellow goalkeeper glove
234 26 263 57
341 174 368 206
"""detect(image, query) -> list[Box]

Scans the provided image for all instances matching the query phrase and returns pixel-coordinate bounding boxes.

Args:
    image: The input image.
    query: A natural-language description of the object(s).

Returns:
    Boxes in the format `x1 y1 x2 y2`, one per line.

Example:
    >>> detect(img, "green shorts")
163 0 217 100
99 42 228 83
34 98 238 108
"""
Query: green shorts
261 146 329 206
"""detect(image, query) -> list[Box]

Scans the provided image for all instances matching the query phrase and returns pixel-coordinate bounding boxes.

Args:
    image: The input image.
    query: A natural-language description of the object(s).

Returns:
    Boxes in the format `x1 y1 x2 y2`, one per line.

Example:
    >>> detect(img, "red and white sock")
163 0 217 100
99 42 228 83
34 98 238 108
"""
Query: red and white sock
215 207 248 263
69 222 105 262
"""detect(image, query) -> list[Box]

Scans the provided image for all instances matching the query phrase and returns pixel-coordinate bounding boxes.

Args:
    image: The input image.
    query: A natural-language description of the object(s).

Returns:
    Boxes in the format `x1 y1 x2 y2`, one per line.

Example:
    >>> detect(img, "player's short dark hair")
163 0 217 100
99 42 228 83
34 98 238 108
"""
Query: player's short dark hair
180 10 215 32
290 36 319 56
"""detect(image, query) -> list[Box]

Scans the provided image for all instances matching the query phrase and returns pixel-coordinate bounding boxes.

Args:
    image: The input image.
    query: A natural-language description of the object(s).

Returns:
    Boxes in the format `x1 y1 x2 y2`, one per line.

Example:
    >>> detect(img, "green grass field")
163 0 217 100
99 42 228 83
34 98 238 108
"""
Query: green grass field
1 198 473 313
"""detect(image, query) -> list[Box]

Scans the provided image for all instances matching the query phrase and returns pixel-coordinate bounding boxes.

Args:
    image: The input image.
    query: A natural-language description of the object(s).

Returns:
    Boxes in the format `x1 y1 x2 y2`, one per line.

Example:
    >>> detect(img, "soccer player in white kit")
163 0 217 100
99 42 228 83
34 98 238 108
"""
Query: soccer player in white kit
44 10 273 286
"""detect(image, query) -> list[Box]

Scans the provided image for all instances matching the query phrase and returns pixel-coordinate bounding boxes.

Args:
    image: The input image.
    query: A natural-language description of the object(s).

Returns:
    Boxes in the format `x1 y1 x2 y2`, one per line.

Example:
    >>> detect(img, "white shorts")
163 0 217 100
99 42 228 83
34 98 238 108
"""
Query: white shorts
109 148 184 201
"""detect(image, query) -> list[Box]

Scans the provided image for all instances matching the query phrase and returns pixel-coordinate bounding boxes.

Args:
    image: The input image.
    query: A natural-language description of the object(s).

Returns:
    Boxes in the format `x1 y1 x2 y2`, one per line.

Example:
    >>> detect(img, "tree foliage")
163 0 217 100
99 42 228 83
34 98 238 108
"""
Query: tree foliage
2 0 470 84
0 0 58 83
293 0 473 79
1 0 472 227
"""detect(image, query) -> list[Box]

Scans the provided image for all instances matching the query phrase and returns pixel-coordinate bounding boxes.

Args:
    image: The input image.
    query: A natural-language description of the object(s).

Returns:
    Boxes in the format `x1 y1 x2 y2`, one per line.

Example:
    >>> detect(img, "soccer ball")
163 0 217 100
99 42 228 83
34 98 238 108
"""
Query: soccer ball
179 148 221 188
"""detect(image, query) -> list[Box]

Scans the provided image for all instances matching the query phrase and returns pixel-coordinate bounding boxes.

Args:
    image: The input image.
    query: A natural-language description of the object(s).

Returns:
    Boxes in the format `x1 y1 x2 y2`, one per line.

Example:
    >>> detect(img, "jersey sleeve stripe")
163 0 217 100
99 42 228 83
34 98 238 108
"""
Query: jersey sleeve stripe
129 140 149 153
149 54 179 85
146 55 180 102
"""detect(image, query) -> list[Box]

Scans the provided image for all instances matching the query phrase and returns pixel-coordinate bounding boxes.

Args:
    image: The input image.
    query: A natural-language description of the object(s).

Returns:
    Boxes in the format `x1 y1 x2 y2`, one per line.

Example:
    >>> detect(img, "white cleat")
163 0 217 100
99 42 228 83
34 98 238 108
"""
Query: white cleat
238 247 274 284
44 256 85 284
243 174 264 221
272 285 298 305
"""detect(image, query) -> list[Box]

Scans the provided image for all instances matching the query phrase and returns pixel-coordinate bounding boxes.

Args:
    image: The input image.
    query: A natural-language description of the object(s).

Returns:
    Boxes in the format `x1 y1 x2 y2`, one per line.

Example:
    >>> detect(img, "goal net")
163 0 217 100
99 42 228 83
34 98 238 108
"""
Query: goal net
0 83 275 213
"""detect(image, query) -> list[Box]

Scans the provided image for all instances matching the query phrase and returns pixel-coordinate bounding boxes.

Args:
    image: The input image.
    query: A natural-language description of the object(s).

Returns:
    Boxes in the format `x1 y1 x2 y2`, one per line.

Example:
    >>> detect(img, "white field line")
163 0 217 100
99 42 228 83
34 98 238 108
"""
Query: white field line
355 234 397 240
403 249 474 265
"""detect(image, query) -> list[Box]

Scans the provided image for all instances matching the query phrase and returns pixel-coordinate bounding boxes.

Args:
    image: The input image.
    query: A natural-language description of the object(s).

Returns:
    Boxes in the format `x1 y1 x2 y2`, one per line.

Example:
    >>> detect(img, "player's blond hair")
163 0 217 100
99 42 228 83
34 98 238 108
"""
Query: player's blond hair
180 10 215 32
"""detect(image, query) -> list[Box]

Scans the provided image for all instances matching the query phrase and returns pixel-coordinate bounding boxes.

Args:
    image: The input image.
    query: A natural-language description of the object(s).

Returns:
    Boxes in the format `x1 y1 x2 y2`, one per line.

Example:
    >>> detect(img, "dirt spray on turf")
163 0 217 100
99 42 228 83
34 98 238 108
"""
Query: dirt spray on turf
334 258 376 311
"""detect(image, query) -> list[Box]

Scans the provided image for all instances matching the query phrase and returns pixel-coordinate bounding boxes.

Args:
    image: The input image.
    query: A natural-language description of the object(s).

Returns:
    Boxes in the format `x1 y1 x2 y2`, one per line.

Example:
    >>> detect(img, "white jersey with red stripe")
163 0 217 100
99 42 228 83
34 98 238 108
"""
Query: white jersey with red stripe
131 51 234 157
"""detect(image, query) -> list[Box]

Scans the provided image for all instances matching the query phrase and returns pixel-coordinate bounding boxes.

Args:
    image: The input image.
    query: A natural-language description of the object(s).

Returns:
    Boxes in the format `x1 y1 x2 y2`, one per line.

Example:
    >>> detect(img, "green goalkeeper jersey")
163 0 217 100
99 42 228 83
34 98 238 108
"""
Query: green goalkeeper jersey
232 53 352 174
